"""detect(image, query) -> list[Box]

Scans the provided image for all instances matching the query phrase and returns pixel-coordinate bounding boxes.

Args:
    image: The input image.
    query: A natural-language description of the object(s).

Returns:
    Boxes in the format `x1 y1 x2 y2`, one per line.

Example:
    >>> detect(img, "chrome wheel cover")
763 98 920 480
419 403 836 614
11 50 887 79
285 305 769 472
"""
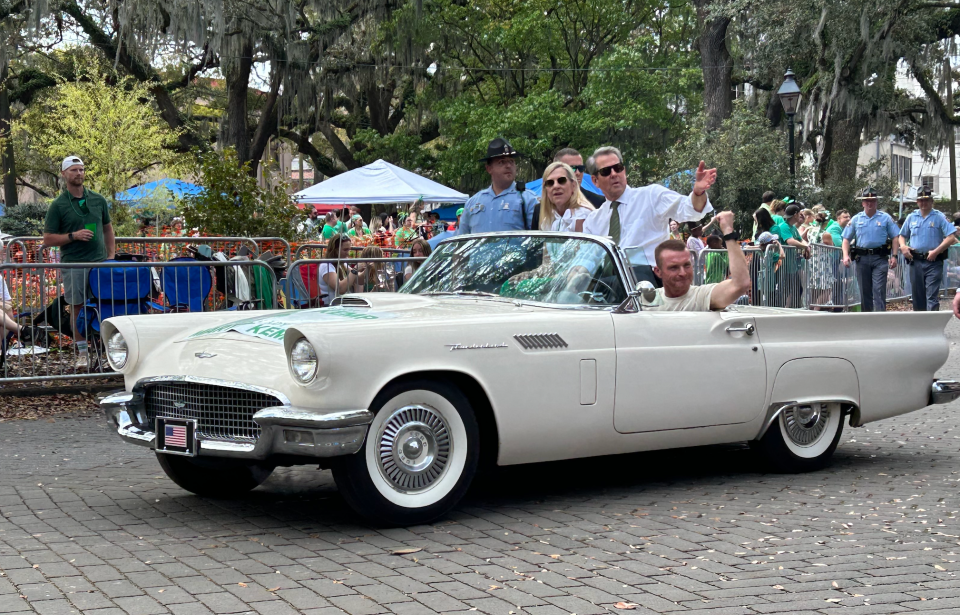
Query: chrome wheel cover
377 405 451 493
783 404 829 446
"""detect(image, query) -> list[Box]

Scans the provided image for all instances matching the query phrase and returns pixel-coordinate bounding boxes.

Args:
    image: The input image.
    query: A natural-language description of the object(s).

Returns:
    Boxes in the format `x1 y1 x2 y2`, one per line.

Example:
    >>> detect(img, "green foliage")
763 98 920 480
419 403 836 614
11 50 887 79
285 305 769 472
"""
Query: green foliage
178 148 302 239
665 103 807 224
0 201 49 237
352 129 437 172
12 60 186 230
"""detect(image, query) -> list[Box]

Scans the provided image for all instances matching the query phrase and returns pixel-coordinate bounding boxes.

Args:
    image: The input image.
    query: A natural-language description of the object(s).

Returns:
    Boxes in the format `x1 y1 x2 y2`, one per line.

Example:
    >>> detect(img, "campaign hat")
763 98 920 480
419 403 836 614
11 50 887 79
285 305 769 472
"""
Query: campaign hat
480 137 520 162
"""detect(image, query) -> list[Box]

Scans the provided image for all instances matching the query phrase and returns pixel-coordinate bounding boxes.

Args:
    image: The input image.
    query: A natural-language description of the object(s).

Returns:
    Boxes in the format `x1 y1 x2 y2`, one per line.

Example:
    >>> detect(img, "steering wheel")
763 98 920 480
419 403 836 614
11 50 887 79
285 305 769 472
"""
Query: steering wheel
578 277 618 304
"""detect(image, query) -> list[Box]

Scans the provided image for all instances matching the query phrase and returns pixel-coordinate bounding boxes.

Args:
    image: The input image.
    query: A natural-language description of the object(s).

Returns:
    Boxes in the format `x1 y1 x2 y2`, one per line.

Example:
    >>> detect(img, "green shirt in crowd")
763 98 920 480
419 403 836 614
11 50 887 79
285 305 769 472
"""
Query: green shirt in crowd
824 219 842 246
43 188 111 263
704 251 729 284
347 228 372 238
321 224 339 240
773 220 802 273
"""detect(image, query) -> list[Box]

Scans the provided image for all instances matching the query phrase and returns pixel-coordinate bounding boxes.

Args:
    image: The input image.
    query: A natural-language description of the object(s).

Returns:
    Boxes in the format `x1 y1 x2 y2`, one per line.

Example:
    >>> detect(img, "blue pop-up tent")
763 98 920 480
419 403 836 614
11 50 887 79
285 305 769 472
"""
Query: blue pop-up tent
116 179 204 208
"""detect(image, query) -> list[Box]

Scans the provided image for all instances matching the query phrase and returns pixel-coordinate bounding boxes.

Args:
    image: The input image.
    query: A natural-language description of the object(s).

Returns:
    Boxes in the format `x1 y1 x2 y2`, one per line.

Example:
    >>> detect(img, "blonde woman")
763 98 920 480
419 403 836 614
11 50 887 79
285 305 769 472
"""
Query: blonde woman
798 208 816 241
355 245 396 292
538 162 594 232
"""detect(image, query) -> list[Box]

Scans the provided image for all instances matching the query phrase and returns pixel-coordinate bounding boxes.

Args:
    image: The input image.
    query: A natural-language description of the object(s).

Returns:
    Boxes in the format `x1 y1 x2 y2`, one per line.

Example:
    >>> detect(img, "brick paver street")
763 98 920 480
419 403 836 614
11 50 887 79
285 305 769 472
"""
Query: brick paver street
4 320 960 614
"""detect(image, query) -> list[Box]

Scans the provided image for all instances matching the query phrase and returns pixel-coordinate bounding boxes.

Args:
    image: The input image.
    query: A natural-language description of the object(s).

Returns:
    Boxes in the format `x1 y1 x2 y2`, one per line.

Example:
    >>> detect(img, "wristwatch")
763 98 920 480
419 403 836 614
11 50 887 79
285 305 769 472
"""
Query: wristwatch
67 232 73 241
722 230 740 242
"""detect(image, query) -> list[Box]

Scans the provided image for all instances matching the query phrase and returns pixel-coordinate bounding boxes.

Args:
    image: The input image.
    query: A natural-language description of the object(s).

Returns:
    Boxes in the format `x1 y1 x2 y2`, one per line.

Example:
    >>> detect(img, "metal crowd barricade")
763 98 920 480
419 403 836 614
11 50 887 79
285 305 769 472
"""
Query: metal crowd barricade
251 237 292 267
30 237 262 264
939 244 960 295
293 243 410 261
0 259 279 384
3 236 45 264
285 256 426 309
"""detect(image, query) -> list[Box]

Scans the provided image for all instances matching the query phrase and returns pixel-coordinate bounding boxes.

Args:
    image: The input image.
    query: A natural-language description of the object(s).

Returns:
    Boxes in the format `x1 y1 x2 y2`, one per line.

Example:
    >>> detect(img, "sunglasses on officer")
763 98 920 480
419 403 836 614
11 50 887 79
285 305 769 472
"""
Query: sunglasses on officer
596 162 625 177
544 176 570 188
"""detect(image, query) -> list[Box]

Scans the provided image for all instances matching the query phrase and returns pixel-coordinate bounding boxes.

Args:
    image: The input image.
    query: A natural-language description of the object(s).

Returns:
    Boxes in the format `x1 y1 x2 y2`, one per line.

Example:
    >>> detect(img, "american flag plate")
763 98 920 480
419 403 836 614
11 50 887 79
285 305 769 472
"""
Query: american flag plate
156 418 197 456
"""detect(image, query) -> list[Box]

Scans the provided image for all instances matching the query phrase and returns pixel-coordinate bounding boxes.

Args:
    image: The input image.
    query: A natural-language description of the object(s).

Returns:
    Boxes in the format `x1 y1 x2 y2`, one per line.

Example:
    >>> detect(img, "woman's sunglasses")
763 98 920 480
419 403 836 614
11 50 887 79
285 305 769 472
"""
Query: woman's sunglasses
544 177 569 188
597 162 625 177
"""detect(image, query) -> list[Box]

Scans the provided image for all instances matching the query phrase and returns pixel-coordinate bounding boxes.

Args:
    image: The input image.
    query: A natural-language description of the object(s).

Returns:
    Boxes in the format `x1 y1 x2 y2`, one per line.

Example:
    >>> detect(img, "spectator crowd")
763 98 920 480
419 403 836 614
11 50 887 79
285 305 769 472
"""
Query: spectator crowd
7 142 960 368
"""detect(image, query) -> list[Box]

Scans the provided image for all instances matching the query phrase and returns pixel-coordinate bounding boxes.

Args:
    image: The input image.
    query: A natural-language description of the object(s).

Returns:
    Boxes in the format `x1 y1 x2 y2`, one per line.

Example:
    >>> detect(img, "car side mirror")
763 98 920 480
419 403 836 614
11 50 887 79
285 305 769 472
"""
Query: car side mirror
637 281 660 307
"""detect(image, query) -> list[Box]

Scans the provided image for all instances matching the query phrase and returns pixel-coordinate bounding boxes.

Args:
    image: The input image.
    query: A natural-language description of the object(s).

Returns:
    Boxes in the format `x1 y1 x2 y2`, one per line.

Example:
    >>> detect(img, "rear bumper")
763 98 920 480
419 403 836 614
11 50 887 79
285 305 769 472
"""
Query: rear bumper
930 380 960 406
100 390 372 460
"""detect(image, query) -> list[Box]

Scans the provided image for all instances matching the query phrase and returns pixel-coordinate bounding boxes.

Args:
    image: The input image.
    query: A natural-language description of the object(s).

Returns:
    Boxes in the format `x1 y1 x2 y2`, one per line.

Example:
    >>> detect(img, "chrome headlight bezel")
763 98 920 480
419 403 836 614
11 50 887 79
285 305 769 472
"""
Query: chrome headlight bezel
106 331 128 369
289 337 318 384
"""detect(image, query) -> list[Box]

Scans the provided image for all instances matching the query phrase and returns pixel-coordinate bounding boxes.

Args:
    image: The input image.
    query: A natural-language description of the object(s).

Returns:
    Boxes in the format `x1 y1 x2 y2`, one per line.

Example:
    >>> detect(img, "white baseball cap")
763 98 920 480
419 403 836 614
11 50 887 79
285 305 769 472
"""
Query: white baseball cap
61 156 83 171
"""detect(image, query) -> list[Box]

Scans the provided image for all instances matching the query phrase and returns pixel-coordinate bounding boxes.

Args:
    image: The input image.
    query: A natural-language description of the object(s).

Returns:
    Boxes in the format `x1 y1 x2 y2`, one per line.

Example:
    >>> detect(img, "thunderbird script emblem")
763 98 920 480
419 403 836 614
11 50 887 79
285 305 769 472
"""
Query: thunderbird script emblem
194 352 217 359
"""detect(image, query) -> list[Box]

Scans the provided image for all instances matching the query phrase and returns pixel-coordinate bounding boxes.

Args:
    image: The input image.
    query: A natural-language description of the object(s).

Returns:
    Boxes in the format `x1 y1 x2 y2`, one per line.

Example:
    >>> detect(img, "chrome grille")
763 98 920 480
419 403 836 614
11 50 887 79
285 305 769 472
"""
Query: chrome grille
144 382 282 442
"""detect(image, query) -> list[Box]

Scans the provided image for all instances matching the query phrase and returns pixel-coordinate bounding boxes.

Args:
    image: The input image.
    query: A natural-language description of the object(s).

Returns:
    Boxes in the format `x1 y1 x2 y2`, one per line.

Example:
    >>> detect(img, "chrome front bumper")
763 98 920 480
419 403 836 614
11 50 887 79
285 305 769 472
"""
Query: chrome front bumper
101 390 373 460
931 380 960 406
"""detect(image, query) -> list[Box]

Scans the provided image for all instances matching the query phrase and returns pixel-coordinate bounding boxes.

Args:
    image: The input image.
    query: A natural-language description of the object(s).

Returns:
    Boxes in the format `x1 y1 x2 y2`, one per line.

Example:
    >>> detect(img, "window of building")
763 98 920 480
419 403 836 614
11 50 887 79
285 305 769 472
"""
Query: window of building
891 155 912 185
922 176 938 193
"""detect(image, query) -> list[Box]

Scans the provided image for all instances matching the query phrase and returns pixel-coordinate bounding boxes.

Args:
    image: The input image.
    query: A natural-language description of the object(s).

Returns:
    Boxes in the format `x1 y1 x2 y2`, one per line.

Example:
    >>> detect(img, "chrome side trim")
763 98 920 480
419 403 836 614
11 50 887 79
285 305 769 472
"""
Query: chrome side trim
931 380 960 405
253 407 374 429
756 399 857 440
136 375 291 406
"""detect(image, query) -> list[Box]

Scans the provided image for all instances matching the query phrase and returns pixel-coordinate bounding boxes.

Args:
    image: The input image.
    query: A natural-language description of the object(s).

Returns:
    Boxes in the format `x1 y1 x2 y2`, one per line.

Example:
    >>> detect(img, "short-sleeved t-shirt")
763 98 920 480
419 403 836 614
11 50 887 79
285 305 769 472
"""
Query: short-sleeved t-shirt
44 188 111 263
317 262 341 302
773 220 802 273
1 278 10 301
647 283 718 311
321 224 340 240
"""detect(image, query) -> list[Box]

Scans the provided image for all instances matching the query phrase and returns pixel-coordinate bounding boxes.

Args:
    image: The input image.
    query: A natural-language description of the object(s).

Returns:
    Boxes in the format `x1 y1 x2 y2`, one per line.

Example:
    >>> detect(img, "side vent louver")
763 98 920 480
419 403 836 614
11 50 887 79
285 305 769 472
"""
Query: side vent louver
513 333 568 350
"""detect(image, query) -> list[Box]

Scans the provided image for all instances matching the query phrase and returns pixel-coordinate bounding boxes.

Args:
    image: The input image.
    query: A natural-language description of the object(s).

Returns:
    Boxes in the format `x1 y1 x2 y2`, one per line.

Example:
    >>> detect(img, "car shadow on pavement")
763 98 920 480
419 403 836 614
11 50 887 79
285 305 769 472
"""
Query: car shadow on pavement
174 441 890 527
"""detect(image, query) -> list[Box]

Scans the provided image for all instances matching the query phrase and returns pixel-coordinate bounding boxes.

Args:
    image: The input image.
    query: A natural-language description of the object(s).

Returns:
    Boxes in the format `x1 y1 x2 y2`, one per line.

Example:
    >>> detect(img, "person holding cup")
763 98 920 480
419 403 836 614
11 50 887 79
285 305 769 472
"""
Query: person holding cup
41 156 115 368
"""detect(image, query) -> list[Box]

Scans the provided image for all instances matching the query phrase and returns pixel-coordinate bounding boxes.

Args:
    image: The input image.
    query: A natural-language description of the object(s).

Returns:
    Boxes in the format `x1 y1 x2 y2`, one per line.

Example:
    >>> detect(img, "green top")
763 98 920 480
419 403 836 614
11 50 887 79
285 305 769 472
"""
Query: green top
44 188 111 263
773 220 802 273
704 251 728 284
824 220 842 247
394 227 417 247
321 224 339 240
347 227 372 237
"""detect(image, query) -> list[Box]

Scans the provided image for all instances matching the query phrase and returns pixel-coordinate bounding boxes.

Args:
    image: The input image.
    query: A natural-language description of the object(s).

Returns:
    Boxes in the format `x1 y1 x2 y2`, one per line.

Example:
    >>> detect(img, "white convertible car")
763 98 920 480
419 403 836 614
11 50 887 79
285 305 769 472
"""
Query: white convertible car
101 232 960 525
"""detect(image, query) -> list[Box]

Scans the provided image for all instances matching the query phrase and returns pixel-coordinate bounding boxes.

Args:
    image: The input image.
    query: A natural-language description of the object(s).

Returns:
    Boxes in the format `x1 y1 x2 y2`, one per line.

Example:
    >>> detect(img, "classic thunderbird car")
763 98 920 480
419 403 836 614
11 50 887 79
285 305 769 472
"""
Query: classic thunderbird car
101 232 960 525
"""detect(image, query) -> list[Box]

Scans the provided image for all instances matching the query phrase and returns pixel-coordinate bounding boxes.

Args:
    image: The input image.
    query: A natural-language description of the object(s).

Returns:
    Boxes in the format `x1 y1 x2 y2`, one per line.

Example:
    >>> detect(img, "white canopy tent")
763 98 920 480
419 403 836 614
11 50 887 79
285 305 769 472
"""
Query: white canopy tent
294 159 468 205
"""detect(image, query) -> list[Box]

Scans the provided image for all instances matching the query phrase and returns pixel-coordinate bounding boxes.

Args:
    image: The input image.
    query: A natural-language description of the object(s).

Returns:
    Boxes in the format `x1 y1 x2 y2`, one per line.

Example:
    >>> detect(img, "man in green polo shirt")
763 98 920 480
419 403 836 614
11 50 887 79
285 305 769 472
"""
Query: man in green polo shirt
42 155 115 367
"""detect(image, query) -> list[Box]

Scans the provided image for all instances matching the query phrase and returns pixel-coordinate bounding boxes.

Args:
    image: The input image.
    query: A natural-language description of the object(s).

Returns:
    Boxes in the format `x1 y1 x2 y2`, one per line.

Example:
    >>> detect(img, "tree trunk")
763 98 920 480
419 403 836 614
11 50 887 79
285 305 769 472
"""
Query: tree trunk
817 113 865 188
223 34 253 164
0 66 17 209
694 0 732 131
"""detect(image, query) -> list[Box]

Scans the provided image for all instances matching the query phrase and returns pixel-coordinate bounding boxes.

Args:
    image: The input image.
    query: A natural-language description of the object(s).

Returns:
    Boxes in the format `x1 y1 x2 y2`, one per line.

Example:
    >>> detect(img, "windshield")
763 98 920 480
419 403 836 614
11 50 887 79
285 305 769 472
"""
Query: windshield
402 235 627 306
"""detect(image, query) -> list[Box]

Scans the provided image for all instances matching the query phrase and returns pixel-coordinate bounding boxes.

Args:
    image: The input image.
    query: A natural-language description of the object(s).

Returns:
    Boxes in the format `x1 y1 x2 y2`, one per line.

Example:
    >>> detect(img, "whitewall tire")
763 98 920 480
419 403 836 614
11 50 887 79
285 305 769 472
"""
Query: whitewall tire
332 380 479 526
753 403 844 473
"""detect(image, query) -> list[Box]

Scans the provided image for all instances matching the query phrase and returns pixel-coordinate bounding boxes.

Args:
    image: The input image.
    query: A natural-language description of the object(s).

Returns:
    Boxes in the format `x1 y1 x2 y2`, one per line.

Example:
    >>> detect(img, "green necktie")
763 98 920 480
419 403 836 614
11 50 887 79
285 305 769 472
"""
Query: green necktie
609 201 621 244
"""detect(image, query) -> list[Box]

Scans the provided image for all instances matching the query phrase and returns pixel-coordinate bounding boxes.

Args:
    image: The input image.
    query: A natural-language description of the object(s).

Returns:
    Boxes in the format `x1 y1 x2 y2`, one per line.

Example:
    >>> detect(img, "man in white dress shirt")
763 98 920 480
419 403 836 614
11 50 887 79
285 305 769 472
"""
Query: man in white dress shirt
583 146 717 285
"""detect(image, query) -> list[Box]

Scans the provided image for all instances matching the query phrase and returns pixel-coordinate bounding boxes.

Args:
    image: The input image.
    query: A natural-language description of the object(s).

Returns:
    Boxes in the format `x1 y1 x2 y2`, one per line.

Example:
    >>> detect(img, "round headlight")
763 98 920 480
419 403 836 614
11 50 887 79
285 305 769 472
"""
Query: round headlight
290 338 318 383
107 331 128 369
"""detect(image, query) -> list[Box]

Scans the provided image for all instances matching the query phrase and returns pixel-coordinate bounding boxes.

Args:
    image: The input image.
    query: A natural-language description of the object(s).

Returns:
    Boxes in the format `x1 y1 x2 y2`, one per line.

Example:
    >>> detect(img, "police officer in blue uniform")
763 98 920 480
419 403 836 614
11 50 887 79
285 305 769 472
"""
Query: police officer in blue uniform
898 186 957 311
841 187 901 312
458 138 537 235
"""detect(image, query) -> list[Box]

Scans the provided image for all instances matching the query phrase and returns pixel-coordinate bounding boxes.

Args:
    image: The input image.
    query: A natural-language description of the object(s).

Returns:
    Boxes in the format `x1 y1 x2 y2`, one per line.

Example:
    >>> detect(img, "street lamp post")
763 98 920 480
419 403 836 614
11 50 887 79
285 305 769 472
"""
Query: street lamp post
777 69 802 185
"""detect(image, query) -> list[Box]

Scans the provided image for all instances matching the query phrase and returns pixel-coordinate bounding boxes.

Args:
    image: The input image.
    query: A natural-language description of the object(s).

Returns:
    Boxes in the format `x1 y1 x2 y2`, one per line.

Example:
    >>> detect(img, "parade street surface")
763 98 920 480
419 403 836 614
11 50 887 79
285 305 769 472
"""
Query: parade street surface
3 325 960 615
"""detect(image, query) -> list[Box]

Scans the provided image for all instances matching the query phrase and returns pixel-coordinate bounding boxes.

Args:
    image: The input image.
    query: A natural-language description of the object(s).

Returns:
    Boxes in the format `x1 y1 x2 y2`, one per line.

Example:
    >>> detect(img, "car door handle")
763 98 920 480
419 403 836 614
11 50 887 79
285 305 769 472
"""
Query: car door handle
726 324 755 336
